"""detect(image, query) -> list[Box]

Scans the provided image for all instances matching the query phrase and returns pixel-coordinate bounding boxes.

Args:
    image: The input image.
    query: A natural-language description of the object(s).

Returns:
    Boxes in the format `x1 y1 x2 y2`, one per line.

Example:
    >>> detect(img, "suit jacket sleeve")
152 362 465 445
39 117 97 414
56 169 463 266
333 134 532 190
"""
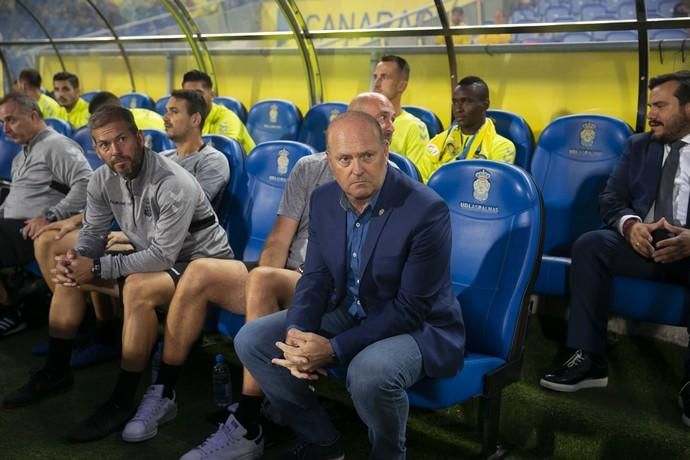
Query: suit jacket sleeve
599 136 638 228
332 199 453 364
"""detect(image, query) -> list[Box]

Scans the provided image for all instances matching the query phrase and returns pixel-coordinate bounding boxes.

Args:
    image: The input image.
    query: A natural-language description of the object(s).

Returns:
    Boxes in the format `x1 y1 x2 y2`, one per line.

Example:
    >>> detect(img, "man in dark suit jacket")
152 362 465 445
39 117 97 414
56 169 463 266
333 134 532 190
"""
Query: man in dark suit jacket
540 70 690 425
234 111 465 459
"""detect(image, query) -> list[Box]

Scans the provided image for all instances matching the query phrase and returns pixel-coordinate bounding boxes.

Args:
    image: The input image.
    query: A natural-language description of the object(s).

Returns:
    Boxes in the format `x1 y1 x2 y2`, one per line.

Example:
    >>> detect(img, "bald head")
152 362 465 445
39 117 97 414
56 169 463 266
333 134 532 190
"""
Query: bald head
347 92 395 143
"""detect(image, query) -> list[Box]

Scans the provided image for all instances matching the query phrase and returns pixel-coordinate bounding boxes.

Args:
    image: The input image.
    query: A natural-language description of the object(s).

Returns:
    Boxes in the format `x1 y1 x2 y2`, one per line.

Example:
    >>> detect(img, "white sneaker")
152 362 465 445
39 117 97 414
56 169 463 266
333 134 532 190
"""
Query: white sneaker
180 413 264 460
122 384 177 442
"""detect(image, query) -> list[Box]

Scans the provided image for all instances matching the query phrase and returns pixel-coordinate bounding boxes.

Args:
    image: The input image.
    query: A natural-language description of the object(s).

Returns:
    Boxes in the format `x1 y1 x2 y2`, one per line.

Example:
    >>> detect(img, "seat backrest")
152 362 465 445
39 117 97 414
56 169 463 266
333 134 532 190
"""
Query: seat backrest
214 96 248 123
243 140 316 262
388 152 421 181
120 92 155 111
427 160 543 360
487 109 535 170
580 4 607 21
530 114 632 256
618 1 636 19
402 105 444 137
247 99 302 144
560 31 593 42
544 5 571 21
657 0 677 17
142 129 174 153
45 117 73 137
203 134 249 258
84 150 104 170
0 138 21 181
605 30 637 41
80 90 100 103
154 95 171 116
71 126 92 153
297 102 348 152
650 29 689 40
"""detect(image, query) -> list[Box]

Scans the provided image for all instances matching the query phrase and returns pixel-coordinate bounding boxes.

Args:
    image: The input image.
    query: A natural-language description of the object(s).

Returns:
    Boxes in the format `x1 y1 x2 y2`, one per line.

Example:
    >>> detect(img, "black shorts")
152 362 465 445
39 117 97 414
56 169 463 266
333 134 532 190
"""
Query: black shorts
116 261 190 295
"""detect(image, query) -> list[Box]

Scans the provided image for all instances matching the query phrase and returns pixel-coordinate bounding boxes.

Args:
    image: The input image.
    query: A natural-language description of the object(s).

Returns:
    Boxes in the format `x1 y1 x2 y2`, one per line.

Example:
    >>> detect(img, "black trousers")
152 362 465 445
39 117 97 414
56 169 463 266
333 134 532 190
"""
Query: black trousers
0 218 35 268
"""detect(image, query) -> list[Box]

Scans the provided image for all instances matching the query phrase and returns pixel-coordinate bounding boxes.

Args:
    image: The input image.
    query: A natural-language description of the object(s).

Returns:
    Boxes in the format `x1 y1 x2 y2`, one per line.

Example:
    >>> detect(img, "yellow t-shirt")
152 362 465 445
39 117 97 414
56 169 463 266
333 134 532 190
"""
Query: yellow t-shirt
476 33 511 45
203 102 256 155
38 93 61 119
131 108 164 130
56 97 90 129
435 22 472 45
391 110 430 168
421 119 515 182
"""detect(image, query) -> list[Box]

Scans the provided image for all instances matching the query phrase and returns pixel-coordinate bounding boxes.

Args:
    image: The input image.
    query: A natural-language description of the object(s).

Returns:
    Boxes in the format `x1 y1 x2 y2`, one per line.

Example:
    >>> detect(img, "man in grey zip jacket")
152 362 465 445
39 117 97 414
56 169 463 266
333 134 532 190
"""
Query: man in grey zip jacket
0 92 92 337
1 105 233 443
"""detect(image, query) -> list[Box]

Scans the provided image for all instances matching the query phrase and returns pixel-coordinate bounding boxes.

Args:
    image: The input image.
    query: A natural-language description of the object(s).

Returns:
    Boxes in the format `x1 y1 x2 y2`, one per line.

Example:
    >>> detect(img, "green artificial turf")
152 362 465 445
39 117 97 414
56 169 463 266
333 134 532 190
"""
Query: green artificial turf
1 313 689 460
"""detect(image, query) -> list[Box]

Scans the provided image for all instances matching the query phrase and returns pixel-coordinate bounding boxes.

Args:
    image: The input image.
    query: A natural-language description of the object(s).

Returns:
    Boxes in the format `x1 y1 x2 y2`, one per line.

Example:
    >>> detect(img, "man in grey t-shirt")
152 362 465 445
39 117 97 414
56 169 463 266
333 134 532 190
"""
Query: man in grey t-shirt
181 92 397 458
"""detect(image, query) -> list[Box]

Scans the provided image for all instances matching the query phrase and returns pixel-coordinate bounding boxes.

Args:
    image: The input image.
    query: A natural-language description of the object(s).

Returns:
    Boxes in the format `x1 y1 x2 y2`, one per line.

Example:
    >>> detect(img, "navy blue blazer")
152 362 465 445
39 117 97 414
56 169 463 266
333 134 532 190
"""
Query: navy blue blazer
286 166 465 379
599 132 675 228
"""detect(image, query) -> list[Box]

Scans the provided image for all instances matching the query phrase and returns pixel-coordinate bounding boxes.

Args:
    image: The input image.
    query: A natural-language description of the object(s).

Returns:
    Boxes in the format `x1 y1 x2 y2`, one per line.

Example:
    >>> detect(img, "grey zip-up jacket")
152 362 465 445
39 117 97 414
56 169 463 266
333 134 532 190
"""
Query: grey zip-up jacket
1 127 92 220
76 148 233 280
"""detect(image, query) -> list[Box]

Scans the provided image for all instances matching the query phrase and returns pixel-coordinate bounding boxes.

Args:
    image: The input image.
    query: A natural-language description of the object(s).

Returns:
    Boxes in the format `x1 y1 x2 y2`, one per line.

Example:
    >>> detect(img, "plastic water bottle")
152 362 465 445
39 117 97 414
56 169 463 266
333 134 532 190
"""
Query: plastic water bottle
212 354 232 407
151 341 163 383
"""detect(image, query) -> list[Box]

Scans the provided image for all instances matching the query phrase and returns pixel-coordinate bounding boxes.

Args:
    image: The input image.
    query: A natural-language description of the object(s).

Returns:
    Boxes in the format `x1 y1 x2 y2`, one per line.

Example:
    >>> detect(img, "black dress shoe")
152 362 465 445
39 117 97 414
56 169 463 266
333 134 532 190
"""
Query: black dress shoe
678 381 690 427
68 399 135 443
2 369 73 409
540 349 608 392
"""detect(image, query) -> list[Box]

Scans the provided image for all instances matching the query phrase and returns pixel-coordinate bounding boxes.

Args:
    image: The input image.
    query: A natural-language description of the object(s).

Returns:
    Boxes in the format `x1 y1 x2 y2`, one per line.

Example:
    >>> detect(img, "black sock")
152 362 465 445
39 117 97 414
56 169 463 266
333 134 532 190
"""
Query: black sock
155 362 180 399
110 369 142 407
234 394 263 439
45 337 73 376
93 319 119 345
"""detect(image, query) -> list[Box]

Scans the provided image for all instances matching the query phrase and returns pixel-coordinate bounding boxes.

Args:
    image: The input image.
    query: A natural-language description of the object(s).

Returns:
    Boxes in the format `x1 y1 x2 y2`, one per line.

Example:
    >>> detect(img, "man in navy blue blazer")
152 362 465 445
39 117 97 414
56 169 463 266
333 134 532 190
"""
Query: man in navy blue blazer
541 70 690 425
234 111 465 459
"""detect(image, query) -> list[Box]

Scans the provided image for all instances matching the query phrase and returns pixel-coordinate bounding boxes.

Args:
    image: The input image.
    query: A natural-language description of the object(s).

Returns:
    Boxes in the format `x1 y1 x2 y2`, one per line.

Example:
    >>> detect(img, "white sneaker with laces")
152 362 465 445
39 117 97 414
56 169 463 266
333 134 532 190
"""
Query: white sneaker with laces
122 384 177 442
180 413 264 460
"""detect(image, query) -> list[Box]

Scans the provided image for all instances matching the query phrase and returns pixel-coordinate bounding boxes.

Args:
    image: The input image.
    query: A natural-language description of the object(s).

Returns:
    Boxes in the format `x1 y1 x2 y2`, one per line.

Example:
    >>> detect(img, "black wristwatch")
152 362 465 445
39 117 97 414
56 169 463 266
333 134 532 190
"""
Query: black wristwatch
91 258 102 279
44 210 57 222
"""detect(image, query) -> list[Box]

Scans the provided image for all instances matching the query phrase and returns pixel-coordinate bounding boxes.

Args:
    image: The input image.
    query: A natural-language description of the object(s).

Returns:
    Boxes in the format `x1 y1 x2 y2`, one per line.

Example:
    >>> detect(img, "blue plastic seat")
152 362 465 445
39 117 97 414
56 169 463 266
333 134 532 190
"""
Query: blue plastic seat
618 1 636 19
388 152 421 181
487 109 535 170
154 95 170 116
80 91 100 103
580 4 607 21
84 151 104 170
544 5 571 21
657 0 677 17
0 138 21 181
530 114 632 296
45 117 73 137
120 92 155 111
242 141 316 262
402 105 443 137
410 160 543 457
71 126 92 153
297 102 348 152
650 29 689 40
560 31 593 42
605 30 638 41
214 96 248 123
247 99 302 144
142 129 174 152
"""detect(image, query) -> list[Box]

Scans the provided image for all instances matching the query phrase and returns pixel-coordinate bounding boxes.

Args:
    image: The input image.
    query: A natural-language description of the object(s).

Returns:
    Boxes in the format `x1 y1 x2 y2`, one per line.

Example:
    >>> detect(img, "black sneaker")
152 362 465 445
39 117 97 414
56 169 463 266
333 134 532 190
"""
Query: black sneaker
67 399 135 443
678 381 690 427
0 305 27 338
540 349 608 392
278 437 345 460
2 369 74 409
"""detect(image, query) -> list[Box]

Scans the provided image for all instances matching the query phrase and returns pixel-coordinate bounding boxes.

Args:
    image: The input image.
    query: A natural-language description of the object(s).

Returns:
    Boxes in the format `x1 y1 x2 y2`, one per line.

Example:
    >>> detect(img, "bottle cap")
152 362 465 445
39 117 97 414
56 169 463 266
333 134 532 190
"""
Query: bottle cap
215 354 225 363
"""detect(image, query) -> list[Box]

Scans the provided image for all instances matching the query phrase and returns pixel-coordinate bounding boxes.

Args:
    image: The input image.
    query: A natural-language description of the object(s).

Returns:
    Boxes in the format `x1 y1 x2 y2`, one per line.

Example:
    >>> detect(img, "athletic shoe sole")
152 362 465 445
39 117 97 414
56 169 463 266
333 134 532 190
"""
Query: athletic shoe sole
539 377 608 393
0 321 27 338
121 405 178 443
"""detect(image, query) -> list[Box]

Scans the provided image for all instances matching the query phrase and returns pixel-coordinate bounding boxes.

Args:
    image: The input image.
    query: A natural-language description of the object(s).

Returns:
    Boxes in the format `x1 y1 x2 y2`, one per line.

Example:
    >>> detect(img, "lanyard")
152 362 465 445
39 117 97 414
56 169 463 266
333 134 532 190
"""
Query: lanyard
455 132 479 161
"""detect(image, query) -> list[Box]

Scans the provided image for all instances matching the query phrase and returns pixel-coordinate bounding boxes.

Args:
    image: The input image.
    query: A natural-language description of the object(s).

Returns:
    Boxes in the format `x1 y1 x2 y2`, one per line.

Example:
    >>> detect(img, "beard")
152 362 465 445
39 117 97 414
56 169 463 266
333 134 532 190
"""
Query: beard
651 110 690 143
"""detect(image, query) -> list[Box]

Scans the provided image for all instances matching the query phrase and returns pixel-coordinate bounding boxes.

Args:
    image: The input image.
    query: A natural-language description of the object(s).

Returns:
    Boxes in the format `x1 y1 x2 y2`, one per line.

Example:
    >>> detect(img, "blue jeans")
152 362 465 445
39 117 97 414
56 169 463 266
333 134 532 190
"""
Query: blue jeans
234 307 424 460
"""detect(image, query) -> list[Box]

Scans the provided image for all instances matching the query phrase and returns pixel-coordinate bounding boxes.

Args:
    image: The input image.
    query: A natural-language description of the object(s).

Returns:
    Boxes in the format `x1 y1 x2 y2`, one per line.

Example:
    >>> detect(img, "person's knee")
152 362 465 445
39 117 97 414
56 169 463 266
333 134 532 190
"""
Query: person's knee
346 358 402 400
122 275 158 313
573 230 615 258
33 231 57 262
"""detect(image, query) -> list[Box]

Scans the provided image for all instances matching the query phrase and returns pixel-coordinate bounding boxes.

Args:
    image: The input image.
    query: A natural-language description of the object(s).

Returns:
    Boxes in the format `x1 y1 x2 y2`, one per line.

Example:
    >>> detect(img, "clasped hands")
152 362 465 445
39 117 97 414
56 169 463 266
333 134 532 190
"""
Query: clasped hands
272 328 335 380
627 218 690 263
51 249 94 288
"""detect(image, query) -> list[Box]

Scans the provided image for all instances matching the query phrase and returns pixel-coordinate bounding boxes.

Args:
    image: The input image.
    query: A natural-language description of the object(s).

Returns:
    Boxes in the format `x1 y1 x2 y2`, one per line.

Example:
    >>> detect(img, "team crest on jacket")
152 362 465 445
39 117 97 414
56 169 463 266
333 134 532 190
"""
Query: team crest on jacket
143 197 152 217
277 148 290 175
579 122 596 147
473 169 491 202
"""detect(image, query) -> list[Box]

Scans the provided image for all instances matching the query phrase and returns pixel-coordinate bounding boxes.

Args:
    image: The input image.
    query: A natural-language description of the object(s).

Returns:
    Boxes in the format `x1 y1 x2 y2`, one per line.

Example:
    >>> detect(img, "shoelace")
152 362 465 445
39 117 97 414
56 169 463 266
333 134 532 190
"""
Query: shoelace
198 420 241 453
565 350 585 368
288 442 310 459
131 388 167 422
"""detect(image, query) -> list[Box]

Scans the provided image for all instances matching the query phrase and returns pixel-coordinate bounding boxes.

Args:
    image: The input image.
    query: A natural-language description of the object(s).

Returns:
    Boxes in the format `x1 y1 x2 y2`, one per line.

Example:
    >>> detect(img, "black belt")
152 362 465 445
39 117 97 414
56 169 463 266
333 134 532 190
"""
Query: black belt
188 214 216 233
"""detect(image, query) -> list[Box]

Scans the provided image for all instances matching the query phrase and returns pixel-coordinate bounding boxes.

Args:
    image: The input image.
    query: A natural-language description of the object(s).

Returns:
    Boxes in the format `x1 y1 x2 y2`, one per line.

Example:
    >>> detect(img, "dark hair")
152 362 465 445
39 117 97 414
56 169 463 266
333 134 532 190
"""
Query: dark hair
379 55 410 80
170 89 208 129
53 71 79 89
88 91 120 114
182 69 213 89
88 104 138 136
0 91 43 119
458 75 490 101
18 69 41 89
327 111 385 151
649 70 690 105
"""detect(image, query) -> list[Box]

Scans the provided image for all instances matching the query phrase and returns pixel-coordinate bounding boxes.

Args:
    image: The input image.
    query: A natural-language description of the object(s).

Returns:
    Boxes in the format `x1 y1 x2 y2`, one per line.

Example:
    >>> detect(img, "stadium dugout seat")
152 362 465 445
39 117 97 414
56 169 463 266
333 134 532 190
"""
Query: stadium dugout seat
80 91 100 103
605 0 628 13
650 29 689 40
297 102 348 152
242 140 317 262
544 5 571 22
657 0 678 17
84 151 104 170
214 96 248 123
71 126 92 153
560 31 593 42
580 4 607 21
529 114 632 296
120 92 155 111
487 109 535 170
605 30 638 41
0 138 21 181
246 99 302 144
408 160 543 458
389 152 422 181
154 95 170 116
570 0 597 16
402 105 443 137
509 7 537 23
45 117 72 137
142 128 174 152
618 1 636 19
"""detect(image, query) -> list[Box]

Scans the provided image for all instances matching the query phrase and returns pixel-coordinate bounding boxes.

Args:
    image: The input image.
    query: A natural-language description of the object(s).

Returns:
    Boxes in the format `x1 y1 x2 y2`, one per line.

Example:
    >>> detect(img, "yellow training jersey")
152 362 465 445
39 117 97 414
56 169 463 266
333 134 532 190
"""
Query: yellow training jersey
202 102 256 155
38 93 61 119
391 110 430 167
131 108 165 130
56 97 90 129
